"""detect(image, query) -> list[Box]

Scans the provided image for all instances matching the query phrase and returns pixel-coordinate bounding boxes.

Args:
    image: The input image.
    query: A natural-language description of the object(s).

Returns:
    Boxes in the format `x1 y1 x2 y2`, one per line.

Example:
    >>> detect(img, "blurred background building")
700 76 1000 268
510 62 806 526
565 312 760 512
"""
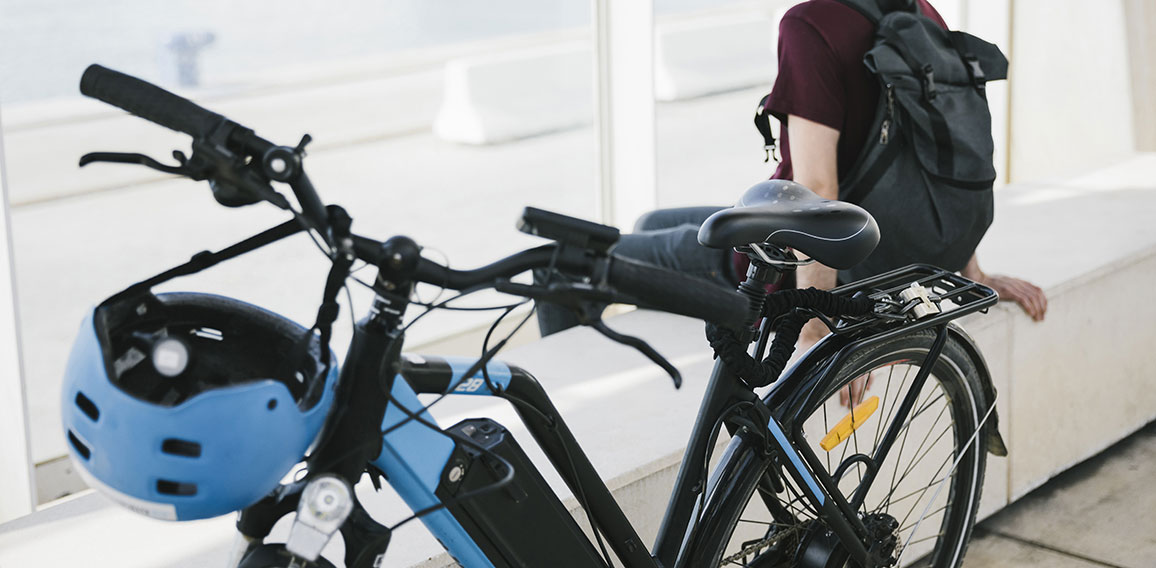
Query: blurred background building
1 0 1153 547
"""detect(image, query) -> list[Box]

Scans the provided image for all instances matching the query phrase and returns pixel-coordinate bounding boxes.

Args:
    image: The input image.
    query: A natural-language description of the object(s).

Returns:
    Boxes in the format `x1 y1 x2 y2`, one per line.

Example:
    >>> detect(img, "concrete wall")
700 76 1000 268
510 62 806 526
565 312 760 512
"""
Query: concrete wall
1007 0 1136 183
958 0 1012 187
1124 0 1156 152
0 113 35 522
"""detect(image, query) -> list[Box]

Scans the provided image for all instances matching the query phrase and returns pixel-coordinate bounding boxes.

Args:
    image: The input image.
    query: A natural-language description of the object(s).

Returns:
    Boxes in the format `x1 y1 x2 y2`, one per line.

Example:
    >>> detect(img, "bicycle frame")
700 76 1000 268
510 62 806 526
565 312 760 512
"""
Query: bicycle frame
370 350 810 568
344 333 875 567
368 334 906 567
235 264 998 568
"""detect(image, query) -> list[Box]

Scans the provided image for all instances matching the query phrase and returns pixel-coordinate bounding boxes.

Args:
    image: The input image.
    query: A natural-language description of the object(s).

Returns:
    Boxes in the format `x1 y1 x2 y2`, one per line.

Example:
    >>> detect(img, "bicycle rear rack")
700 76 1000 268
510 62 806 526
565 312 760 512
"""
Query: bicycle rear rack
823 264 998 339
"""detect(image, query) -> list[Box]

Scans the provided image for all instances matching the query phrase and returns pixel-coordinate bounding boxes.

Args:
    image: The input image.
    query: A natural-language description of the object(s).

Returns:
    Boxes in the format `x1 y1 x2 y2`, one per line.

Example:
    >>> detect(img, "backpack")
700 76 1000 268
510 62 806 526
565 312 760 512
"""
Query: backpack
754 0 1008 283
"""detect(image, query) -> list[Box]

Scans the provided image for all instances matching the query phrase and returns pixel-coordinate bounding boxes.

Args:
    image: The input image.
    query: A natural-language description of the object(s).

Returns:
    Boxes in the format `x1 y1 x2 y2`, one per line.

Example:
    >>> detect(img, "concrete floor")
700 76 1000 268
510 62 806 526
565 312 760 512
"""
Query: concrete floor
963 420 1156 568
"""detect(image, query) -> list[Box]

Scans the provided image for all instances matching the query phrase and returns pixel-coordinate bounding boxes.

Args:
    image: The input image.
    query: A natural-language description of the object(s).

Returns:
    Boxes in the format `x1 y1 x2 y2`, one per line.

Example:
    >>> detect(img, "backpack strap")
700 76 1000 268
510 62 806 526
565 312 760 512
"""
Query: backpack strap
947 32 988 92
753 93 779 163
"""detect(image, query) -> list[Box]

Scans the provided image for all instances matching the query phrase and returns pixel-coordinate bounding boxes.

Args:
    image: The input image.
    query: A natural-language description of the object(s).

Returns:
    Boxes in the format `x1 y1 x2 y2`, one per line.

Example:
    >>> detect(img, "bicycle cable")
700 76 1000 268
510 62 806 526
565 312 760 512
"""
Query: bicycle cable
297 213 615 562
373 305 552 534
377 398 519 533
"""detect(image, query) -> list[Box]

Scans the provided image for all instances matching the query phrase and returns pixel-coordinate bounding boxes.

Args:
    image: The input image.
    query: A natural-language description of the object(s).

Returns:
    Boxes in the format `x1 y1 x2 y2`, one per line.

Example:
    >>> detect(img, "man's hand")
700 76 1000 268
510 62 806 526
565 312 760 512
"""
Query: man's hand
961 254 1047 321
981 274 1047 321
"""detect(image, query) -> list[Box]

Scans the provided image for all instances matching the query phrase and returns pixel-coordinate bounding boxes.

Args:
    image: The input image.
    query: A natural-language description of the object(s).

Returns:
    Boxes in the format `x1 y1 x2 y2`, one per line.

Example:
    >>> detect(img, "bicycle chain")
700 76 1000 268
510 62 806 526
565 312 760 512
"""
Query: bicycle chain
717 525 801 567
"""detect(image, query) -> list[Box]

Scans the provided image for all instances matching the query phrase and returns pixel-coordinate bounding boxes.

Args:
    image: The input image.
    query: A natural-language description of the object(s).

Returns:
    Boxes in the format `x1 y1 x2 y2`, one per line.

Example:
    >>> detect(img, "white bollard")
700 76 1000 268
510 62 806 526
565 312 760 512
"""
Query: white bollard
433 42 593 145
653 11 778 102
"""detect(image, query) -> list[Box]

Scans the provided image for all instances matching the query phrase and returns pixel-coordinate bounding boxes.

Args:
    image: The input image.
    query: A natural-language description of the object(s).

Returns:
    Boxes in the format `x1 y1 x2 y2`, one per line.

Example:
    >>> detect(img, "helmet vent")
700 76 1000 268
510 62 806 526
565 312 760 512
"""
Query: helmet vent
191 327 224 341
156 479 197 496
161 438 202 458
75 392 100 422
68 431 91 460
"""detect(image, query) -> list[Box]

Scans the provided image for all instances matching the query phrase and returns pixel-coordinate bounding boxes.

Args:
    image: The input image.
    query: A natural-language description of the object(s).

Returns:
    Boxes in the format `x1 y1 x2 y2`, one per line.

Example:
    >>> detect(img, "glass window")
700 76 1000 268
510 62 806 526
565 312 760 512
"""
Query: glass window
655 1 795 209
1 0 595 497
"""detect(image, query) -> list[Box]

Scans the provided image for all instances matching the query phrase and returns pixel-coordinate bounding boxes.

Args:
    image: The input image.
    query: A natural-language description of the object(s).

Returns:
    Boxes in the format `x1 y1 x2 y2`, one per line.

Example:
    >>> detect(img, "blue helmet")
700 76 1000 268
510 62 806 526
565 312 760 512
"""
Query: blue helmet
61 292 338 521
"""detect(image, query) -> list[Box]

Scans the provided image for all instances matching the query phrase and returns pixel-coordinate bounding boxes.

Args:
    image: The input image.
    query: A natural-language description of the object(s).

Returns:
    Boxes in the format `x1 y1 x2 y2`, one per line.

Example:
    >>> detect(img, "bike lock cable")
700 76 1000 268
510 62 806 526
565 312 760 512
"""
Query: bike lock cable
706 288 875 389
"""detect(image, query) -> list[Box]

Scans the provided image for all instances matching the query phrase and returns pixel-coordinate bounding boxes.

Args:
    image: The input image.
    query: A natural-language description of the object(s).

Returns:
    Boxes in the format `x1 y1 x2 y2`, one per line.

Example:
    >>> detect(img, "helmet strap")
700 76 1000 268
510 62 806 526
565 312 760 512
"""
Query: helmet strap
310 206 355 374
101 218 306 308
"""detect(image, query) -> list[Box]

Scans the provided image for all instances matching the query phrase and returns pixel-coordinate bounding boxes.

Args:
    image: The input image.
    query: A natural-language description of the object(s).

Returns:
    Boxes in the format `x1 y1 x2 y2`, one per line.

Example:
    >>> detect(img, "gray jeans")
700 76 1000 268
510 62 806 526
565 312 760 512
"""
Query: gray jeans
535 206 736 336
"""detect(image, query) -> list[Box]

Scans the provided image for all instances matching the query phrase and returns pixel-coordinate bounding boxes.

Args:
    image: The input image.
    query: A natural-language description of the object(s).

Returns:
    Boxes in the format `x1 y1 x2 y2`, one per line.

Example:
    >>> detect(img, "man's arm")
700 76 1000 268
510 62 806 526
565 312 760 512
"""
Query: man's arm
788 115 874 405
786 115 842 344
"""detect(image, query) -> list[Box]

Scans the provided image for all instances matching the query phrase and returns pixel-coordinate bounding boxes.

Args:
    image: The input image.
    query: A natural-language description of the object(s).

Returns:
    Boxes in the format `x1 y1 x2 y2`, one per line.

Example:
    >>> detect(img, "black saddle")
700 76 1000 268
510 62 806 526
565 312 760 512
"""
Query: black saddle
698 180 879 269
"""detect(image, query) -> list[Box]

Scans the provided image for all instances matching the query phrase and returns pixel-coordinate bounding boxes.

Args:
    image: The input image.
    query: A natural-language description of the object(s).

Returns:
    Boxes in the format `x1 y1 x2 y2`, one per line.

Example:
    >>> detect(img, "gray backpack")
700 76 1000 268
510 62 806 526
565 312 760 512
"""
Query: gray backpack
756 0 1008 283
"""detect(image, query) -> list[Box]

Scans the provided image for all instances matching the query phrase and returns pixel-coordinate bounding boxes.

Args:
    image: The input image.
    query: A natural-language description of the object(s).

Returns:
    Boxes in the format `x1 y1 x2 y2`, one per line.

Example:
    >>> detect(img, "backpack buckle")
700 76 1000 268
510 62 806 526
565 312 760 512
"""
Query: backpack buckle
921 64 938 100
964 55 986 91
764 144 779 164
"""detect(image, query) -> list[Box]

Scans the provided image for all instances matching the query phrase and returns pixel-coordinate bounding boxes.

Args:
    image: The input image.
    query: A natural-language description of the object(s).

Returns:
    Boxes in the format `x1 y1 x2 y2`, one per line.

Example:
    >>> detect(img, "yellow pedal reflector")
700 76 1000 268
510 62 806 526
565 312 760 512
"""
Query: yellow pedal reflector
820 396 880 452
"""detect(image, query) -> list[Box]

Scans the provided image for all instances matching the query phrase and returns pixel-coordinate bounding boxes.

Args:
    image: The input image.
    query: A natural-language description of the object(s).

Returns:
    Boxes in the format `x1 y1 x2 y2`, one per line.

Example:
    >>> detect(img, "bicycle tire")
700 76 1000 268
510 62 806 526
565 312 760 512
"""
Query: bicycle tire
686 329 990 568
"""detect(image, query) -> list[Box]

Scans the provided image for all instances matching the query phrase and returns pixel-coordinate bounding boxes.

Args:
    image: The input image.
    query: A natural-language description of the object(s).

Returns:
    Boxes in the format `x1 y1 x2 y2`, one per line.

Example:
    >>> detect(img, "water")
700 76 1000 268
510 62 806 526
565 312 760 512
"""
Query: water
0 0 742 104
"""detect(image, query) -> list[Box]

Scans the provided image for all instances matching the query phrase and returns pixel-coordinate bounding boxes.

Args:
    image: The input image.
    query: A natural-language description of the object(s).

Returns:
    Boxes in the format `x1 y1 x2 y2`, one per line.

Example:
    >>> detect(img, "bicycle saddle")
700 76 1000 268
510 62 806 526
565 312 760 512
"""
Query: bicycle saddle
698 180 879 269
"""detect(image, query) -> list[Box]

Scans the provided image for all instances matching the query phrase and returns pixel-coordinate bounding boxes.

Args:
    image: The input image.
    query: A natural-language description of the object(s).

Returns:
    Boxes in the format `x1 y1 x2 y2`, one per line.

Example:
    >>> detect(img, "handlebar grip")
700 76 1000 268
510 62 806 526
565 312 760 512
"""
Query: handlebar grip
80 64 225 138
607 255 750 328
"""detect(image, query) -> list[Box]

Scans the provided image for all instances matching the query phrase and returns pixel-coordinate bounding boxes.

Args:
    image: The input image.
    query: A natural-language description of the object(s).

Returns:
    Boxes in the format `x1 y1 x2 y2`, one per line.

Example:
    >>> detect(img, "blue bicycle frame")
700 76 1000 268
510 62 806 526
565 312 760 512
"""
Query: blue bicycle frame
370 357 514 567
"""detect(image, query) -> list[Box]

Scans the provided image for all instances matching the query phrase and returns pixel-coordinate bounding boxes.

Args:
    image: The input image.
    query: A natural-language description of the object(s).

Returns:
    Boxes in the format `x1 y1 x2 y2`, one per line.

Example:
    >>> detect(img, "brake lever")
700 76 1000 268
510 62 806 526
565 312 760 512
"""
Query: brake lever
591 320 682 389
79 151 203 178
494 280 683 388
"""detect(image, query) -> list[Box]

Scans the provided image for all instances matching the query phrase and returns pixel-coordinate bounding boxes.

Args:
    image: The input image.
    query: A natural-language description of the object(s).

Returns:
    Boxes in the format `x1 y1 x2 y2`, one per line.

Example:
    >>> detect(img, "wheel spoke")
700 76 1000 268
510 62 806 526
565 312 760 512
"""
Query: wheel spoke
736 518 797 528
876 419 954 516
900 504 948 535
874 452 953 513
823 402 832 474
893 420 953 492
875 364 915 450
904 529 947 547
882 377 942 503
897 452 955 531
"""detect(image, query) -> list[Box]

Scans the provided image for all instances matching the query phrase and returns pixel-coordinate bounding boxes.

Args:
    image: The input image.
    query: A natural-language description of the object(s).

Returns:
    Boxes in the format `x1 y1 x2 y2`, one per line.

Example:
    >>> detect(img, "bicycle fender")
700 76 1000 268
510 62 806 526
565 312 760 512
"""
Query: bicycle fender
946 323 1008 457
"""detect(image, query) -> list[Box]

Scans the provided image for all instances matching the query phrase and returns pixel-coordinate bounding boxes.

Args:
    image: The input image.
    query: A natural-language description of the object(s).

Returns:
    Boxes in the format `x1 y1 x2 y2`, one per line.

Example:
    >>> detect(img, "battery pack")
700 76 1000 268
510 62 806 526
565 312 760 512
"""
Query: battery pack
436 418 606 567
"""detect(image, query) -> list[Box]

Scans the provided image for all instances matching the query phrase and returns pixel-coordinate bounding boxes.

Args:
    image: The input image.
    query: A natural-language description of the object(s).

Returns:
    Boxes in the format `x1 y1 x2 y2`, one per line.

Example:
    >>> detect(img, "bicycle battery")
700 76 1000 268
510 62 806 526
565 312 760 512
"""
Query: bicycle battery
436 418 605 567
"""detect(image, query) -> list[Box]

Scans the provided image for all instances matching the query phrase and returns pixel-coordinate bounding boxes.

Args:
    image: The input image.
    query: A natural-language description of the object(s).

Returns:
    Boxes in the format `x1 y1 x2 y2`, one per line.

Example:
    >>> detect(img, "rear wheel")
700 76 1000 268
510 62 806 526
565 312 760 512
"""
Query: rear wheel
687 330 990 568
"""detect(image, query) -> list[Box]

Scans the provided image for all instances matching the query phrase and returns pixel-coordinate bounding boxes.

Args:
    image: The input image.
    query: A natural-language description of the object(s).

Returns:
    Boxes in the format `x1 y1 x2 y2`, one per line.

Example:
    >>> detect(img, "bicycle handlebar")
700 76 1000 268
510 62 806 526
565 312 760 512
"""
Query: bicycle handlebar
81 64 226 139
606 255 749 328
353 237 749 328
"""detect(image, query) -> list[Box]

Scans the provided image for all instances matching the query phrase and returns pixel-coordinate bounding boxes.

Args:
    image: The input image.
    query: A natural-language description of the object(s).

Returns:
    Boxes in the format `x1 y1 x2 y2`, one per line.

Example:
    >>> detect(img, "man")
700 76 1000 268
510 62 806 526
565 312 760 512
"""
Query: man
538 0 1047 342
770 0 1046 401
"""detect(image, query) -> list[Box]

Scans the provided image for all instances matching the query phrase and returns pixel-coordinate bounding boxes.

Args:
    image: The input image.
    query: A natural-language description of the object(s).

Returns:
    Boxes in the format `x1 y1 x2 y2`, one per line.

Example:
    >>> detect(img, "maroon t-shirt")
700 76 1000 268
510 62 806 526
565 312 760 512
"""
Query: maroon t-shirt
767 0 948 182
731 0 947 284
